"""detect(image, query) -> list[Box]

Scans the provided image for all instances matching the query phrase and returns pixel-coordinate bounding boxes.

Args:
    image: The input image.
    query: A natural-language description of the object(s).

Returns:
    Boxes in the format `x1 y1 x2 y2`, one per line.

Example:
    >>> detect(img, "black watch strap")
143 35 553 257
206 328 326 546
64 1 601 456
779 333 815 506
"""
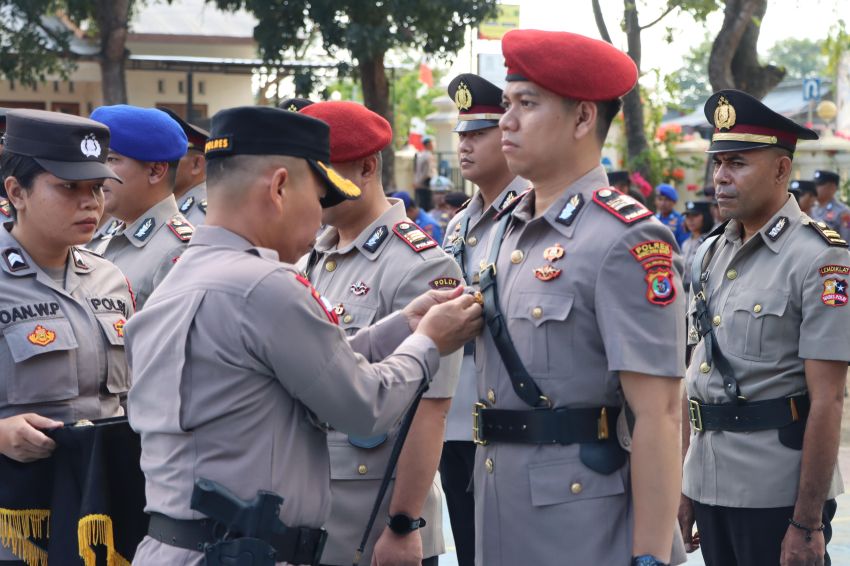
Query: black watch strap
386 513 426 535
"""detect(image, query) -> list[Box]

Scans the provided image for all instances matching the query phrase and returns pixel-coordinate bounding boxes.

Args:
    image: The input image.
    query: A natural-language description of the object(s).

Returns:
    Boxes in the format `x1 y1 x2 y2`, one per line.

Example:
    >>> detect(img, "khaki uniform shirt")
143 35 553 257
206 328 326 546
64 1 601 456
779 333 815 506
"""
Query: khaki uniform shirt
89 196 193 310
474 166 685 566
127 225 439 566
684 196 850 508
296 200 463 564
810 197 850 242
442 177 527 442
89 216 123 246
176 182 207 227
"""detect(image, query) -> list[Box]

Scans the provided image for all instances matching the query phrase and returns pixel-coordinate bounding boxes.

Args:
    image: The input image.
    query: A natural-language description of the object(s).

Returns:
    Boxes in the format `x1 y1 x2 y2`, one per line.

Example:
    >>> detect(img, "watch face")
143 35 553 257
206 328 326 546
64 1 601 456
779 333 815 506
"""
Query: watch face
388 514 414 533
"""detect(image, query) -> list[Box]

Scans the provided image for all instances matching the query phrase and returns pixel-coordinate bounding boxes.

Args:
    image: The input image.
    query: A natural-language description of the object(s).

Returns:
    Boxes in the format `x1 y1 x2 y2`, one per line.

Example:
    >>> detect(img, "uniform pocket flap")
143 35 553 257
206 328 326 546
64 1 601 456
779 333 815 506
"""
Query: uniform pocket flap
328 431 396 480
731 290 788 318
339 302 379 330
528 456 625 507
511 292 575 327
94 313 127 346
4 318 78 362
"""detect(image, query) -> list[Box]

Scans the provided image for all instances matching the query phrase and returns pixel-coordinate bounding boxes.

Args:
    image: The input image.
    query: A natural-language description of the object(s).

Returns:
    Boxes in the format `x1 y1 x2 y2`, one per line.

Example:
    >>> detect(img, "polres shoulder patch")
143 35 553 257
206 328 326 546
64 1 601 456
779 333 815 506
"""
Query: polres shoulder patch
167 214 194 242
294 273 339 324
393 221 438 252
592 187 652 224
808 220 848 248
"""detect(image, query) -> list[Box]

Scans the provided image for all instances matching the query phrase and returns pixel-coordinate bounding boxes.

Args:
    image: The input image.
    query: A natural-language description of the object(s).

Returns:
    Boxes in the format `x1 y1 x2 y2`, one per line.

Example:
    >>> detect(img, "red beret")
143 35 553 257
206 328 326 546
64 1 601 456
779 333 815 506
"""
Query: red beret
502 30 637 101
300 101 393 163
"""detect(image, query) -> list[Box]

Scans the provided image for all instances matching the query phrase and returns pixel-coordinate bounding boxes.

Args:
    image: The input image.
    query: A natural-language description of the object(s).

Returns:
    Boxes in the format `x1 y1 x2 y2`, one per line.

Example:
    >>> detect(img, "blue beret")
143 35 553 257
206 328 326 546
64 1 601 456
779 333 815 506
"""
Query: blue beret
90 105 188 162
391 191 414 208
656 183 678 202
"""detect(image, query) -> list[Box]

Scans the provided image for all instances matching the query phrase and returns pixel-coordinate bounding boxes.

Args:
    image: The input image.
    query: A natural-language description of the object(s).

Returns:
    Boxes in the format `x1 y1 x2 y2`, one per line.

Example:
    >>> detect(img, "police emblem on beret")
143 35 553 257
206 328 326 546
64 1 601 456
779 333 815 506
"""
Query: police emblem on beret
454 81 473 111
714 96 736 130
80 133 102 158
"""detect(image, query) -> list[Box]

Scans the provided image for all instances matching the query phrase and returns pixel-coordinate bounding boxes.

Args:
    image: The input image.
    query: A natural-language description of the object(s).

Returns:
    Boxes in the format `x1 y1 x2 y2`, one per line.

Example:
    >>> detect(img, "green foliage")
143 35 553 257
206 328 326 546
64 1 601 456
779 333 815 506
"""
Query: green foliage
664 36 713 111
0 0 76 86
765 37 827 79
824 19 850 78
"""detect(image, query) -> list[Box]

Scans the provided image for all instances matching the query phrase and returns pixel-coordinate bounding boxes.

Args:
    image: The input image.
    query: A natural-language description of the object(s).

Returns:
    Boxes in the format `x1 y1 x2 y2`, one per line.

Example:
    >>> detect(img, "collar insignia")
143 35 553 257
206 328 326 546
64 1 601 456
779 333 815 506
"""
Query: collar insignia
71 248 89 270
198 199 208 214
556 194 584 226
179 196 195 214
3 248 28 272
113 319 126 338
134 218 155 241
766 216 789 241
363 225 388 253
498 190 518 211
105 219 123 236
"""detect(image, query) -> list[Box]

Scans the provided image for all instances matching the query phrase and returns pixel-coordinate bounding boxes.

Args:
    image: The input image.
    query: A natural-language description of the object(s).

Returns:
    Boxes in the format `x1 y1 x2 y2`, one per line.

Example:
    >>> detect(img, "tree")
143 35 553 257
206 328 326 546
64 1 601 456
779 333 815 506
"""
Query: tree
211 0 499 189
665 38 713 111
708 0 784 97
766 38 826 79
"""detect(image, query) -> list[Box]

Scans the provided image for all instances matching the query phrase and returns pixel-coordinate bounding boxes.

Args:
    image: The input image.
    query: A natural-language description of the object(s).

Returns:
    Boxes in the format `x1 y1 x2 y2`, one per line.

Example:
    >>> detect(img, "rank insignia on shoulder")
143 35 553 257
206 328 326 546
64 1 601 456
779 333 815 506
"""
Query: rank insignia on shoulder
0 197 12 217
533 265 562 281
592 188 652 224
429 276 461 290
498 190 518 210
819 265 850 277
179 196 195 214
543 243 565 261
134 218 155 241
556 193 584 226
350 281 370 296
294 273 339 324
198 199 208 214
3 248 28 272
808 220 848 247
363 225 388 253
168 215 194 242
822 278 848 307
766 216 789 241
393 221 438 252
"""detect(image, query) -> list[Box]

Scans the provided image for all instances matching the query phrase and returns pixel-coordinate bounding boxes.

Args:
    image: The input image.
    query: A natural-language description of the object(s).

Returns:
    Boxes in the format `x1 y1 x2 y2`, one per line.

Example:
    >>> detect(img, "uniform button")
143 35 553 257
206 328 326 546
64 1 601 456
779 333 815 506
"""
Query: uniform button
712 315 721 326
487 389 496 404
467 236 478 247
485 458 494 473
511 250 524 264
726 268 737 280
357 464 367 475
700 362 711 373
753 304 762 313
343 314 353 324
325 261 337 272
570 482 583 494
531 307 543 319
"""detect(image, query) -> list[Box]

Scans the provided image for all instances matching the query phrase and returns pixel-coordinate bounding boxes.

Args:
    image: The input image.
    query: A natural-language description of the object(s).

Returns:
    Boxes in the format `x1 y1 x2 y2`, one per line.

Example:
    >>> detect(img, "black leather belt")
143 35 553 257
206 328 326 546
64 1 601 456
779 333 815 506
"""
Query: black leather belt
688 394 809 432
147 512 327 565
473 404 619 445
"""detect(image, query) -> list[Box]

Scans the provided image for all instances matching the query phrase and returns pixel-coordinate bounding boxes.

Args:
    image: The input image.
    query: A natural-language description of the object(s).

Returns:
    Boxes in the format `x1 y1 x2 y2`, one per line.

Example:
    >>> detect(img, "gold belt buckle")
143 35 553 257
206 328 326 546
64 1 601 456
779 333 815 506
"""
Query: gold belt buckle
688 399 703 432
472 402 489 446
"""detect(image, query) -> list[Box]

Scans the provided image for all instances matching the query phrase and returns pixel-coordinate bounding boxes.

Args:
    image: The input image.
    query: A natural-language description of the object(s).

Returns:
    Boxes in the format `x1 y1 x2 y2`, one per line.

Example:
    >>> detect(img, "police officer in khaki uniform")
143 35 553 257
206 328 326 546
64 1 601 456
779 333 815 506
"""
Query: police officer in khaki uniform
162 108 209 226
810 170 850 242
0 109 133 563
679 90 850 566
296 101 462 566
440 72 527 566
88 105 193 309
473 30 685 566
126 106 482 566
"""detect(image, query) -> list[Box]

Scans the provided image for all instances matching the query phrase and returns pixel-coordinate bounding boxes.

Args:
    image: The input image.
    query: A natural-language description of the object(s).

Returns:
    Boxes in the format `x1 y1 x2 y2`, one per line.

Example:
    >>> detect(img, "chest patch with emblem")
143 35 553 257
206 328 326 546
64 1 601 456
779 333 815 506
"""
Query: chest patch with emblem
168 215 194 242
543 243 565 261
533 265 561 281
134 218 155 241
556 194 584 227
393 221 438 252
593 188 652 224
113 319 126 338
363 225 388 253
27 324 56 346
429 277 461 290
822 279 848 307
3 248 28 272
766 216 789 241
179 196 195 214
350 281 370 296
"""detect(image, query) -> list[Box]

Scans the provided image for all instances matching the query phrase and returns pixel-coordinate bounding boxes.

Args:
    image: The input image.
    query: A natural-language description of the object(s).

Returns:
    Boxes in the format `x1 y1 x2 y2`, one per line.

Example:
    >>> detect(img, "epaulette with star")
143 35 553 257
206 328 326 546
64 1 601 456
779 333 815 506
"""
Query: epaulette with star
0 197 11 218
495 188 532 220
808 220 848 247
393 220 438 252
592 187 652 224
167 214 194 242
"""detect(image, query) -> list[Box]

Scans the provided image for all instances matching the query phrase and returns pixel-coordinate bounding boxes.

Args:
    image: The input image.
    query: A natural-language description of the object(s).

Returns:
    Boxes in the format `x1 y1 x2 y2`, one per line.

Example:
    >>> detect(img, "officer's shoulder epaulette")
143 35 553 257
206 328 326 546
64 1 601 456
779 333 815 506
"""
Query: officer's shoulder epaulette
167 214 194 243
806 219 848 247
592 187 653 224
0 197 11 218
393 220 438 253
495 188 532 220
293 271 338 324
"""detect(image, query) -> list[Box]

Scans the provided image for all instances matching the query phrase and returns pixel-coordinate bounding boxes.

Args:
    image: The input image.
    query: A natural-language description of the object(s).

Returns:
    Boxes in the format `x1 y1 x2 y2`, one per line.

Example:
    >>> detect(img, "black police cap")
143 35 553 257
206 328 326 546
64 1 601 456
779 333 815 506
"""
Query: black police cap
159 108 209 152
608 170 630 185
448 73 504 133
814 170 840 185
790 179 817 196
4 109 121 182
278 97 315 112
704 89 818 154
205 106 360 208
684 200 711 215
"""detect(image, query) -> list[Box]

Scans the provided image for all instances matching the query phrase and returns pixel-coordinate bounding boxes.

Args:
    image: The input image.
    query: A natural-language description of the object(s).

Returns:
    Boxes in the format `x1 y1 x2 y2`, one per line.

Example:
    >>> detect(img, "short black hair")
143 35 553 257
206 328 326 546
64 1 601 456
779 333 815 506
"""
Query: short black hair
596 99 622 142
0 152 46 220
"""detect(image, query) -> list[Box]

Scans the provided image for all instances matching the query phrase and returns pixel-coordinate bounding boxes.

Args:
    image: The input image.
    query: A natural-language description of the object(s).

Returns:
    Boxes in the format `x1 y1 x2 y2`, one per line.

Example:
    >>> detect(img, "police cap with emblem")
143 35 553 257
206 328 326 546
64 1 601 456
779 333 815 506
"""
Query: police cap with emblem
300 101 393 163
790 179 817 196
91 104 188 162
159 108 209 152
814 170 840 185
448 73 505 132
205 105 361 208
3 108 121 181
704 89 818 154
502 30 638 100
278 97 314 112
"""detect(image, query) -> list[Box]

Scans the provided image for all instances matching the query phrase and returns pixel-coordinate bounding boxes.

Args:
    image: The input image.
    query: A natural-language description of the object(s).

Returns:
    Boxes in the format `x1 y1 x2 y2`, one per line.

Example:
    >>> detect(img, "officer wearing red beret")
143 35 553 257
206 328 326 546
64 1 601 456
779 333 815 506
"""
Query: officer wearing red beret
297 101 463 566
473 30 686 566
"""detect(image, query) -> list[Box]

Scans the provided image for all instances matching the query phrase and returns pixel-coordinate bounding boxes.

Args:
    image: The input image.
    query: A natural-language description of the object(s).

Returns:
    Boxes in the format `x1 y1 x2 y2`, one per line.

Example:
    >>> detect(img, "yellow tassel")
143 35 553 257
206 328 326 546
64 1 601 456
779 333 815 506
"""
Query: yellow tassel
0 508 50 566
77 514 131 566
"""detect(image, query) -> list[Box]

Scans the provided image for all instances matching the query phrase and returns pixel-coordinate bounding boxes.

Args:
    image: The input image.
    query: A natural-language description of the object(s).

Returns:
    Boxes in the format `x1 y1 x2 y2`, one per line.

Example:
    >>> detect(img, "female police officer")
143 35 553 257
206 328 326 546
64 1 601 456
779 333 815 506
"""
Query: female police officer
0 109 134 465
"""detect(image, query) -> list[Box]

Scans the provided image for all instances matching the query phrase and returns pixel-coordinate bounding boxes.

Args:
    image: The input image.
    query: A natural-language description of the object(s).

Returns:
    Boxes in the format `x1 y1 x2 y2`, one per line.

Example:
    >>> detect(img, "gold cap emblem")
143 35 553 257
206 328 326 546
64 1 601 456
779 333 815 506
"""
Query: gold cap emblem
714 95 736 130
454 81 473 111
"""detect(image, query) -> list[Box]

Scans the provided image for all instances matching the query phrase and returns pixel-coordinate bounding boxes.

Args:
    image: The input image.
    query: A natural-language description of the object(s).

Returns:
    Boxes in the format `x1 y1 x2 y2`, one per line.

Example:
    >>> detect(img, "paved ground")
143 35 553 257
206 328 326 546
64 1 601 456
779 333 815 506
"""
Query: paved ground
437 404 850 565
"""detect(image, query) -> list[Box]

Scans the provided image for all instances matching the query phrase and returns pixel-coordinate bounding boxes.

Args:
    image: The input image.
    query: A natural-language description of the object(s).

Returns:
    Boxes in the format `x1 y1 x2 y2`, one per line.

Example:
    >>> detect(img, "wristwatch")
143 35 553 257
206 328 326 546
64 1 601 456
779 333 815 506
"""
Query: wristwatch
632 556 669 566
386 513 426 535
